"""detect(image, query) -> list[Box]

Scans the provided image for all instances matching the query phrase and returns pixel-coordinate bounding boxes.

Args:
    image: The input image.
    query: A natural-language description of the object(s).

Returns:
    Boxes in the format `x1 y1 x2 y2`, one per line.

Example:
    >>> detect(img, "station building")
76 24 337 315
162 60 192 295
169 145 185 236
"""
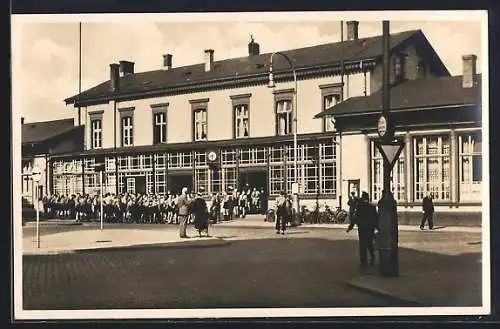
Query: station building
39 21 481 224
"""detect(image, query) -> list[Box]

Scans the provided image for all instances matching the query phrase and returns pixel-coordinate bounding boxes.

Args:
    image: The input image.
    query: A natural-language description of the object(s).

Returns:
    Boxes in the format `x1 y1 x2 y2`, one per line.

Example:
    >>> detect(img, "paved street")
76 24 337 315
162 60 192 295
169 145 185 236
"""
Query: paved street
21 221 482 310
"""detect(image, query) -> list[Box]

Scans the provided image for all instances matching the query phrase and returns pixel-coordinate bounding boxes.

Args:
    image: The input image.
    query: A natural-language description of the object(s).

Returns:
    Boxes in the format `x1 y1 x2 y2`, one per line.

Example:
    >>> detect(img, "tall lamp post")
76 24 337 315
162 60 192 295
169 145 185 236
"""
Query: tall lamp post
375 20 405 277
268 52 300 217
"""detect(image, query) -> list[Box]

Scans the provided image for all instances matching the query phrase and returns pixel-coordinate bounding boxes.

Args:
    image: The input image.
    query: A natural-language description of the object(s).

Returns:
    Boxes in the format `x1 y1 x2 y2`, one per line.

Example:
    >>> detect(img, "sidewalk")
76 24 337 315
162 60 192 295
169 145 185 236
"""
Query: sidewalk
212 215 482 233
24 215 482 233
23 228 229 256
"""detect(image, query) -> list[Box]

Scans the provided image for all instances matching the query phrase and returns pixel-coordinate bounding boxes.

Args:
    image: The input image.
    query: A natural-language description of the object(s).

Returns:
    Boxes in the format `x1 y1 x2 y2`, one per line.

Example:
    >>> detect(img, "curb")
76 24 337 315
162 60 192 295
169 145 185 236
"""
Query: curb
24 221 83 227
23 238 231 256
345 280 424 307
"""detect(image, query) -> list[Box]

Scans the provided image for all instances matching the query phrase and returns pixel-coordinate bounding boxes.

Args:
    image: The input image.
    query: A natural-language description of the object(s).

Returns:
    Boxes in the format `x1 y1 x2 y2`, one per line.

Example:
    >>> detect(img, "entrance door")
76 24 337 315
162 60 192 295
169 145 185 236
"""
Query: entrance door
238 169 268 214
168 173 193 195
136 176 147 194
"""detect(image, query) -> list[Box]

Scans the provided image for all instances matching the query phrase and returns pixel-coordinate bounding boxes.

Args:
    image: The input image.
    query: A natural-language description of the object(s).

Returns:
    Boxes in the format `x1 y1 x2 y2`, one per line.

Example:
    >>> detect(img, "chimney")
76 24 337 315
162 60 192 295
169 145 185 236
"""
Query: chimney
462 54 477 88
346 21 359 41
163 54 172 70
109 63 120 92
204 49 214 72
248 35 260 56
21 117 25 124
119 61 135 77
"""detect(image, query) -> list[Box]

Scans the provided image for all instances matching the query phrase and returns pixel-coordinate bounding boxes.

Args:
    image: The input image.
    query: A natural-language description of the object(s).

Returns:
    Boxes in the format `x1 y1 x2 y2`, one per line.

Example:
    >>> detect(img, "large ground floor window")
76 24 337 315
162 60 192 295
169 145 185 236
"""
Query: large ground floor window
49 140 337 199
369 128 482 204
371 142 406 202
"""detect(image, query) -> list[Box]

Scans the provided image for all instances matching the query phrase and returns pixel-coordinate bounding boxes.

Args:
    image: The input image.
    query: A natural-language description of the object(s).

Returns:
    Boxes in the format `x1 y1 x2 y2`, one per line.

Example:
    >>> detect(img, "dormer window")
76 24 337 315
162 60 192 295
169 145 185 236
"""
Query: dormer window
394 54 405 83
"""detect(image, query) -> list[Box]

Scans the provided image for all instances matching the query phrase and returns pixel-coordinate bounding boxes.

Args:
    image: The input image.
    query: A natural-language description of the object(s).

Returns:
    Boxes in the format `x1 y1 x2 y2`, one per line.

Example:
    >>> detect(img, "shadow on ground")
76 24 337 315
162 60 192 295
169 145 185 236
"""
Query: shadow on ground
22 237 481 310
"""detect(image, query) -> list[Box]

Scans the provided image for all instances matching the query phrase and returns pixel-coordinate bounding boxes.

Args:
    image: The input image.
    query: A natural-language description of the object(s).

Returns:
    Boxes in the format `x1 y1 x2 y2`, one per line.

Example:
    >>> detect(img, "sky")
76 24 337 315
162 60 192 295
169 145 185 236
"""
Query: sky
13 12 485 123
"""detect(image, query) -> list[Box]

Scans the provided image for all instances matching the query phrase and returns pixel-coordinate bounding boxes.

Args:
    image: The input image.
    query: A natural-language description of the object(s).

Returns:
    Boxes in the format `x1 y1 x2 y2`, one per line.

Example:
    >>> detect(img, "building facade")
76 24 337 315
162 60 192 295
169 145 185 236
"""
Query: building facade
45 21 482 223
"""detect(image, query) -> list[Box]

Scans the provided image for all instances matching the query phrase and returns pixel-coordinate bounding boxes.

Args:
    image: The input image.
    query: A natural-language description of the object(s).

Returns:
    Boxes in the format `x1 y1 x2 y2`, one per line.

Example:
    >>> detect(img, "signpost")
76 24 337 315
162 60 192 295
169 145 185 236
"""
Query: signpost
31 166 42 248
376 20 405 277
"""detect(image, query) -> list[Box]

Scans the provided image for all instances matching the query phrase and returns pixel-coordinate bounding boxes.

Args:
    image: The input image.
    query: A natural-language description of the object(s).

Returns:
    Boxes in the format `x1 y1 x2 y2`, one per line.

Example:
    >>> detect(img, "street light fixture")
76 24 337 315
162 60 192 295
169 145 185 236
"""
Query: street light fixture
268 51 300 217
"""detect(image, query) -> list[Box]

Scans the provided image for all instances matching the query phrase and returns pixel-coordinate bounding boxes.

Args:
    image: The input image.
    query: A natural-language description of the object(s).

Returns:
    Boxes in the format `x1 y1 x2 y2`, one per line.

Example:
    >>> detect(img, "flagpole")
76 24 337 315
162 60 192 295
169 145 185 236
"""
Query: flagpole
78 22 82 126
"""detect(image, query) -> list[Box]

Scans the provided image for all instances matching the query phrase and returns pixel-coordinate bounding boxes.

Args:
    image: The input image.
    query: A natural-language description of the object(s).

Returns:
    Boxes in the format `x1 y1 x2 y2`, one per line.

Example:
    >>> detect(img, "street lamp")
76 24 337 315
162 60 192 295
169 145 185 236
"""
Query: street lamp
268 52 300 217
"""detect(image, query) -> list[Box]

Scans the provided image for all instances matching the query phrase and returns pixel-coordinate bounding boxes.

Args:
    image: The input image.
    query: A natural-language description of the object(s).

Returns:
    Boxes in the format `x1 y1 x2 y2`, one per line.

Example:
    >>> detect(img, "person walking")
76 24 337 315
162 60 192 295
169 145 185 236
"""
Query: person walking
347 191 378 267
347 191 359 225
274 190 289 235
177 187 191 238
192 189 210 237
420 193 435 230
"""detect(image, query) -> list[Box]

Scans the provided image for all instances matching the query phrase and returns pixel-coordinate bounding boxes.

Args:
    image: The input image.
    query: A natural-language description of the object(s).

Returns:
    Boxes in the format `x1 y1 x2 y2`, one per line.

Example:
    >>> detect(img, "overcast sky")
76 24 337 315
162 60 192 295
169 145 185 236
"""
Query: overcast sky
13 13 485 123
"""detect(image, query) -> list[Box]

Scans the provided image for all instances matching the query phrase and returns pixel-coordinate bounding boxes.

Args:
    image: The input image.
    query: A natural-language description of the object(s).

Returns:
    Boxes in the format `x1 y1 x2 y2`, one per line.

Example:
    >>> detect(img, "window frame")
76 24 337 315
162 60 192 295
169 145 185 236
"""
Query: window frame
273 89 295 136
231 93 251 139
88 110 103 149
319 83 343 133
119 107 135 147
151 103 168 145
189 98 209 142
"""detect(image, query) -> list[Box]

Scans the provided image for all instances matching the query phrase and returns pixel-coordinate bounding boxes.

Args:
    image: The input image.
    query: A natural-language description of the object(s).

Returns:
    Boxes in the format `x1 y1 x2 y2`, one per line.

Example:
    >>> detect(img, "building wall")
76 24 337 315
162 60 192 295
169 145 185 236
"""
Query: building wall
21 155 48 206
370 44 432 93
81 71 370 149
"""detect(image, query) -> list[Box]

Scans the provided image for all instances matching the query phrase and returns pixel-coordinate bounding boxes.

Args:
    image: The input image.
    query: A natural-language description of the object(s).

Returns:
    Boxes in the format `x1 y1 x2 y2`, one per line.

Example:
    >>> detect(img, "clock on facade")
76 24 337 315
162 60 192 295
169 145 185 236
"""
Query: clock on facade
207 151 217 162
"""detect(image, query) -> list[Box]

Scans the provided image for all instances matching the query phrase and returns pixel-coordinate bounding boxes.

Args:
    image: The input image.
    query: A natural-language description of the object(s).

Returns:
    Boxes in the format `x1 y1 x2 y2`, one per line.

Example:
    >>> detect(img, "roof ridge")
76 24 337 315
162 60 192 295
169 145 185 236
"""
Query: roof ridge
131 29 421 76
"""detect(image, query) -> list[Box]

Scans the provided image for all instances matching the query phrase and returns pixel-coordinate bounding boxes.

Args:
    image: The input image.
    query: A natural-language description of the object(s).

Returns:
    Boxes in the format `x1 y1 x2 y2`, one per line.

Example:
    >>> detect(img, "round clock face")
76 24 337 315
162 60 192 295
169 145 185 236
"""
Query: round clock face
208 151 217 161
377 115 387 137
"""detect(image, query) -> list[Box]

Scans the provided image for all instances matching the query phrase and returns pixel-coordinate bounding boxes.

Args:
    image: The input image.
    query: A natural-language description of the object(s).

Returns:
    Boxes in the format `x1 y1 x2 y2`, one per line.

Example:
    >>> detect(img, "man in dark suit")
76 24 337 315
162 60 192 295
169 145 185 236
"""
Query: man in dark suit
420 193 435 230
347 191 378 267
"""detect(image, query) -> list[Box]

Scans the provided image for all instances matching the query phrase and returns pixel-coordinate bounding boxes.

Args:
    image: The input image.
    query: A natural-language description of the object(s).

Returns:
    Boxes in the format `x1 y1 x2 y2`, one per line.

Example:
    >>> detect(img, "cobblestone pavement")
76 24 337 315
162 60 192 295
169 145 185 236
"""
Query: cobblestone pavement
21 225 482 310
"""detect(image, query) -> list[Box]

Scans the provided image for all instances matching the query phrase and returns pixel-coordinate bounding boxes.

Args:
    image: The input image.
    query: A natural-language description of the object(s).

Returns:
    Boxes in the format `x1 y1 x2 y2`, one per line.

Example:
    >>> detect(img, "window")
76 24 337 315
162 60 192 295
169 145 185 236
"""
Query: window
459 131 482 201
153 112 167 144
413 135 450 201
323 95 340 132
231 93 251 139
319 83 342 133
276 100 293 136
394 54 405 82
269 166 285 195
417 60 427 78
193 109 207 141
119 107 134 147
121 116 133 146
190 98 209 142
91 119 102 149
234 105 249 138
371 141 406 202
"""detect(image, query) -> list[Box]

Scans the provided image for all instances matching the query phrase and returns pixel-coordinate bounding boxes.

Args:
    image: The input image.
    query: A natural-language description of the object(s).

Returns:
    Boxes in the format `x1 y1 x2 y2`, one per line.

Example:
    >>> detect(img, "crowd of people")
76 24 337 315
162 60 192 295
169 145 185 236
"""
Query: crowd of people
39 186 268 225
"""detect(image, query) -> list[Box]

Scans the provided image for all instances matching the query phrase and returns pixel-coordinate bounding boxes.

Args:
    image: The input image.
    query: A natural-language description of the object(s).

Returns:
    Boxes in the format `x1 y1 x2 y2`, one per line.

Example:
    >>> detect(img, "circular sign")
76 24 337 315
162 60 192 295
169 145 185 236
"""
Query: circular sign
32 166 42 183
207 151 217 162
377 115 387 137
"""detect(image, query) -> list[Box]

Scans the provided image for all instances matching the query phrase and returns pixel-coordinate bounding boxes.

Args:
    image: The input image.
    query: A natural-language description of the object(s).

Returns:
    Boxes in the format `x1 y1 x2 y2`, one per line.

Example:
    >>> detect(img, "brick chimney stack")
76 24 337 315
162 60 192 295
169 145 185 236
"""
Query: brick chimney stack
204 49 214 72
462 54 477 88
346 21 359 41
109 63 120 92
163 54 172 70
119 61 135 77
248 35 260 56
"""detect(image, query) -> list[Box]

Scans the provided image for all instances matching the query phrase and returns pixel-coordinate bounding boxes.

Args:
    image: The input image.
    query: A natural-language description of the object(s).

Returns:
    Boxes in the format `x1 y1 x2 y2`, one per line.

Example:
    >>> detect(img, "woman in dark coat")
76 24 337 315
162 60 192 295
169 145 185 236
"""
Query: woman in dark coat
192 191 210 237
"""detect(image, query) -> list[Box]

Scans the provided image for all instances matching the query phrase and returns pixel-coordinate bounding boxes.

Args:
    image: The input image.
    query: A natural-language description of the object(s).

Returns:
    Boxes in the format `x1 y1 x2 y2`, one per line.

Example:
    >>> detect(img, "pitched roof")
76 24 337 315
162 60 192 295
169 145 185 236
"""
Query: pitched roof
315 75 481 118
22 118 77 144
66 29 449 105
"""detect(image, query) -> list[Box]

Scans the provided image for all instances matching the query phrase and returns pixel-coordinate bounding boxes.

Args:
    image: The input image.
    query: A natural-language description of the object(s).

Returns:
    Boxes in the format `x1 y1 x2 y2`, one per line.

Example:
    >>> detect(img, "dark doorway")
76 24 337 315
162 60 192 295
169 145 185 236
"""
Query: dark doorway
168 173 193 195
239 168 268 214
136 176 147 194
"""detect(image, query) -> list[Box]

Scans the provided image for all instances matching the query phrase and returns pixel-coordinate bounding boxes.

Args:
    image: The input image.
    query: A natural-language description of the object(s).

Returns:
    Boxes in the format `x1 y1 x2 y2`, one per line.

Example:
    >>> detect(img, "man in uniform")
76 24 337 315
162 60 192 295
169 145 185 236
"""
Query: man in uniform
420 193 435 230
347 191 378 267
